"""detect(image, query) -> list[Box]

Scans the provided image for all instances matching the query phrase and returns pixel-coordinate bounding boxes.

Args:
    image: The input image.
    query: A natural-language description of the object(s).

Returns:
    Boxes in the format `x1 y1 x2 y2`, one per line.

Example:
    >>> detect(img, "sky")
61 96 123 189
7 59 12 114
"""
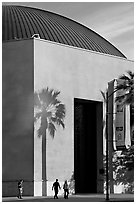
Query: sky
2 1 134 60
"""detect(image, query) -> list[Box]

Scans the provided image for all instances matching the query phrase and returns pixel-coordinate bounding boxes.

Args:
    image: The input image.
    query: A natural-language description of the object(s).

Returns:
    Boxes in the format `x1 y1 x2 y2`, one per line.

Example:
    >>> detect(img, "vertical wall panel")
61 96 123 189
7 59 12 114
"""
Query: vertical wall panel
2 39 34 196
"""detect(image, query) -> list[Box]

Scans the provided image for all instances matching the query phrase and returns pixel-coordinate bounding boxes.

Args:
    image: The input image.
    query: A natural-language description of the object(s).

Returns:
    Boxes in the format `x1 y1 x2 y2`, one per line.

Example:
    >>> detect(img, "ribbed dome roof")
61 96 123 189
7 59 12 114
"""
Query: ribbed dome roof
2 5 126 58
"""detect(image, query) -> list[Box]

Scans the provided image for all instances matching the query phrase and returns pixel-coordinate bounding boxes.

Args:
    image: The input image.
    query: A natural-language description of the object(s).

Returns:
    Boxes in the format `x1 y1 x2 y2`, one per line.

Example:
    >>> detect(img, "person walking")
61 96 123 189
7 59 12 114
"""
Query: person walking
17 180 23 199
63 180 69 199
52 179 61 199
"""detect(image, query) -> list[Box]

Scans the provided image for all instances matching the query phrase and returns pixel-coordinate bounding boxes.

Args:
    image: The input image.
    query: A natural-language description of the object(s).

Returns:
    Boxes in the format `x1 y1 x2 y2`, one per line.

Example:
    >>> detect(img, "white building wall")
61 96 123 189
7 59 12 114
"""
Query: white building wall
34 39 133 195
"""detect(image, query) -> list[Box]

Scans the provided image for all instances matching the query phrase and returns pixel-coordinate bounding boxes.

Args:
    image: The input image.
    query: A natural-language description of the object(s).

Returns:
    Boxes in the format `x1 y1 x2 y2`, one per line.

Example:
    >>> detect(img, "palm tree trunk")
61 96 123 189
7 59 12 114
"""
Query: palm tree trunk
42 132 47 196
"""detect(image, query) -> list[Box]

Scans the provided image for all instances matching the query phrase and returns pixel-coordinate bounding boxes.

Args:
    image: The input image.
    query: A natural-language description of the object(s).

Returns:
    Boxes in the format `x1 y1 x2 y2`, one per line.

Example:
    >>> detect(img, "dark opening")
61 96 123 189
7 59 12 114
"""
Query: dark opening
74 98 100 194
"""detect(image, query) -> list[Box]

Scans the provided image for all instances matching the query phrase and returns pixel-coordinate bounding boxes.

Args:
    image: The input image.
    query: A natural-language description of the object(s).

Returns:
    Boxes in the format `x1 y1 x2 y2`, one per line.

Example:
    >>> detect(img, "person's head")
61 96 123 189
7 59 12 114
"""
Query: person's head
56 179 58 182
20 179 23 183
65 180 67 183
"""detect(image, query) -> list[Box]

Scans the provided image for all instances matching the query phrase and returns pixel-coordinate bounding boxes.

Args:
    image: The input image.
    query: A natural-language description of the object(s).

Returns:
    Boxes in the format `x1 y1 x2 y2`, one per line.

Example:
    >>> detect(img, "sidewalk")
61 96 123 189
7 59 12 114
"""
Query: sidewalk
2 194 134 202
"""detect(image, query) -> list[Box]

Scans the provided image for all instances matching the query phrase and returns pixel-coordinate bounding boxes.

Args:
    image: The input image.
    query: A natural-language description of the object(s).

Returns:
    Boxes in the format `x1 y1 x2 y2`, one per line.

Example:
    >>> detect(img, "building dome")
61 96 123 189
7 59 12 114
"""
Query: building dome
2 5 126 58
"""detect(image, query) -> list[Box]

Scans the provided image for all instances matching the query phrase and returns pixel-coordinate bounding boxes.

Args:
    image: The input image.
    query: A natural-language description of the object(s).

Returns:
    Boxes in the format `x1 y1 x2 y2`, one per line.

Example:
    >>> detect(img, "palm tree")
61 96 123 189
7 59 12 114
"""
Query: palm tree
34 87 66 196
115 70 134 139
101 71 134 195
115 70 134 106
113 71 134 192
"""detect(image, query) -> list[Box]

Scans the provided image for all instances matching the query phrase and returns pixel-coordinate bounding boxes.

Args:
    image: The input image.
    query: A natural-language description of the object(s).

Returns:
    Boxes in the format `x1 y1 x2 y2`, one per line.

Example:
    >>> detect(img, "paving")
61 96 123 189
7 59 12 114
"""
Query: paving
2 194 134 202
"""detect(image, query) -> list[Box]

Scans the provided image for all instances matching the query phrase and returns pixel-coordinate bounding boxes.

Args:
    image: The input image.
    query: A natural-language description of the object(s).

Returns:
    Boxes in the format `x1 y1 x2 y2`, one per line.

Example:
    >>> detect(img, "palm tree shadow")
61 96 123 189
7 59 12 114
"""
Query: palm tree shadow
34 87 66 195
34 87 66 139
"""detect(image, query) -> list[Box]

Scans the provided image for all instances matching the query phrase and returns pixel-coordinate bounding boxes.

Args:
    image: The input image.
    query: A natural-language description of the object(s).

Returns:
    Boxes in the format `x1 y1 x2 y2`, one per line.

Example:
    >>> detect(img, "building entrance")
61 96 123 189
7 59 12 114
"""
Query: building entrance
74 98 103 194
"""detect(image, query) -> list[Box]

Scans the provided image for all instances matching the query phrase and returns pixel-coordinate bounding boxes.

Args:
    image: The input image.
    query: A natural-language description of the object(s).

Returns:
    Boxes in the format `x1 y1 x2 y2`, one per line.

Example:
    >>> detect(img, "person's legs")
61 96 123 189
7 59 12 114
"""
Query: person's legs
55 190 58 198
66 189 69 198
17 189 20 198
20 188 23 199
54 190 56 199
18 189 21 199
64 190 66 198
19 189 21 199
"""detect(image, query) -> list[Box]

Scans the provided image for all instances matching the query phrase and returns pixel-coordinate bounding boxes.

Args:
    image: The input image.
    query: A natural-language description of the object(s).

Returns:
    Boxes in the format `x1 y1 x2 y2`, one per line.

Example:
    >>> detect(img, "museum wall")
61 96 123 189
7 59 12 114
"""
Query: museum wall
2 40 34 196
34 38 133 195
2 38 133 196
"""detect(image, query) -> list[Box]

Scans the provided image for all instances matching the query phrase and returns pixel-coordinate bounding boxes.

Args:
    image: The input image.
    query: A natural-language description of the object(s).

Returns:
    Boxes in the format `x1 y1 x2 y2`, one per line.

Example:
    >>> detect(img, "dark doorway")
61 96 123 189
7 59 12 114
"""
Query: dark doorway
74 98 103 194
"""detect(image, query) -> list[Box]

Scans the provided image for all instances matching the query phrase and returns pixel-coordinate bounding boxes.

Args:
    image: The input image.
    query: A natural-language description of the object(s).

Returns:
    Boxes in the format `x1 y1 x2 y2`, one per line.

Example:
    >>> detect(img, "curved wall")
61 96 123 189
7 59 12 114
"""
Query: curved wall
2 40 34 196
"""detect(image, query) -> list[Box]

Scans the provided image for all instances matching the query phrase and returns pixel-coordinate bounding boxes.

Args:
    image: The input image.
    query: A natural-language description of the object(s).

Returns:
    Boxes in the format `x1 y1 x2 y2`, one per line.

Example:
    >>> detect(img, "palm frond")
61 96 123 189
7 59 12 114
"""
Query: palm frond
57 119 65 129
34 93 41 108
124 93 134 105
51 117 65 129
48 90 61 106
116 82 129 91
38 88 60 108
115 95 126 103
47 88 54 104
116 71 134 106
119 71 134 81
100 90 106 102
46 88 60 106
51 90 60 102
118 72 134 88
45 111 52 118
34 112 42 122
52 99 61 106
50 117 56 123
35 88 66 139
38 88 49 107
126 70 134 79
56 104 66 119
48 122 56 138
119 75 130 81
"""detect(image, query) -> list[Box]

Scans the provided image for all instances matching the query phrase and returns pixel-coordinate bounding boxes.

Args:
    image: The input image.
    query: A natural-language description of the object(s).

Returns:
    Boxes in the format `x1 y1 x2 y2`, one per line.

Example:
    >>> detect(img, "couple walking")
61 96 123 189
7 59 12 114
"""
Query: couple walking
17 180 23 199
52 179 69 199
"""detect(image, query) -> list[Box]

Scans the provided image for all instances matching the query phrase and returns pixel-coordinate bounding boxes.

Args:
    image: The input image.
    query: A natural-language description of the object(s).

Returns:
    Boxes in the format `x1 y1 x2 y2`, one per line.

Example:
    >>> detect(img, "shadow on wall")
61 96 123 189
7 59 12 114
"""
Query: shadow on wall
34 87 66 139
